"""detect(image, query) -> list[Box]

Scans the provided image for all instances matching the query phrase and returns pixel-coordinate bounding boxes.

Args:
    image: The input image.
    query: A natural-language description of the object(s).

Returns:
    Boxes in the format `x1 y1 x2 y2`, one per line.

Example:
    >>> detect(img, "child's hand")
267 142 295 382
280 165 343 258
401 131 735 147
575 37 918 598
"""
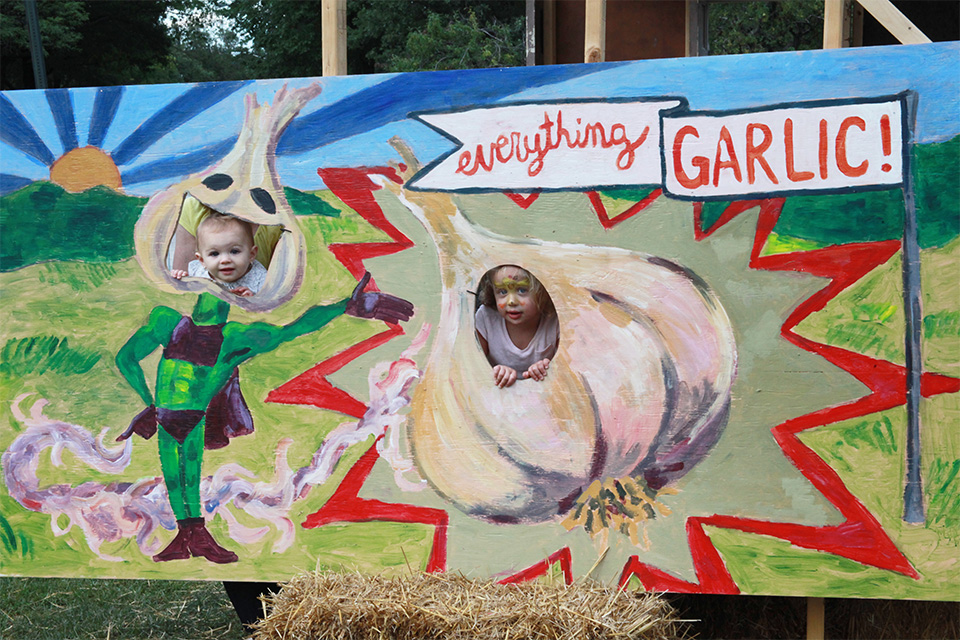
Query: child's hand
523 358 550 382
492 365 518 388
230 286 254 297
171 269 187 280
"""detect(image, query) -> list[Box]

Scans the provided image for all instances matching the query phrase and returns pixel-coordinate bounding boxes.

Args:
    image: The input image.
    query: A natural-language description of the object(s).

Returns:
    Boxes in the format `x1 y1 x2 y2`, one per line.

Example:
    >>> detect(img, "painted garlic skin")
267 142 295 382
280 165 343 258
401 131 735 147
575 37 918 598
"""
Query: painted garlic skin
384 162 737 525
135 84 320 313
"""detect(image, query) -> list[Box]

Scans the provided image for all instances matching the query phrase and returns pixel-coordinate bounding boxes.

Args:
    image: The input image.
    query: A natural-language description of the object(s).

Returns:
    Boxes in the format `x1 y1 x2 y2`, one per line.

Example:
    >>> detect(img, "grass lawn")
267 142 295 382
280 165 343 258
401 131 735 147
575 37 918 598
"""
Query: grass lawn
0 577 241 640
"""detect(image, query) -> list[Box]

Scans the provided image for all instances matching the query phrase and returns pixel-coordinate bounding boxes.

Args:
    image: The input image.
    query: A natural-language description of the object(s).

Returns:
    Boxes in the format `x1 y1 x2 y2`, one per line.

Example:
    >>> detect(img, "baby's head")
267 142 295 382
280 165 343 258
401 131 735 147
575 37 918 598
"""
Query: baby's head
195 213 258 284
478 265 556 321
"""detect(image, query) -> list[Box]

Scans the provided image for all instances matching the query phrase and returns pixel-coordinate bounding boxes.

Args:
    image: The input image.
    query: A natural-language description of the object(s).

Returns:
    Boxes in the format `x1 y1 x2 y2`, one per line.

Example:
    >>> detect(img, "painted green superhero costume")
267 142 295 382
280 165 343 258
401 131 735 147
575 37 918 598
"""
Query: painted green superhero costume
116 276 413 564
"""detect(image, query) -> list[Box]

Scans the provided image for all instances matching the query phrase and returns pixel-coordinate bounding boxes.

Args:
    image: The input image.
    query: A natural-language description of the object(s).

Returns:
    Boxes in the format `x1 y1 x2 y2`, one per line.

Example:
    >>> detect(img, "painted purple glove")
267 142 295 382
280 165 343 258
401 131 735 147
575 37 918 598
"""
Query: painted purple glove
117 405 158 441
345 272 414 323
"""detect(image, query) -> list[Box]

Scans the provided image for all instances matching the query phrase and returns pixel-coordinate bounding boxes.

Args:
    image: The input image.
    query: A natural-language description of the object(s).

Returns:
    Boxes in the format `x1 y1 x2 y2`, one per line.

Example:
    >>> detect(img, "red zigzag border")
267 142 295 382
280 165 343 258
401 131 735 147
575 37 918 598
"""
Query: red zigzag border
269 174 958 588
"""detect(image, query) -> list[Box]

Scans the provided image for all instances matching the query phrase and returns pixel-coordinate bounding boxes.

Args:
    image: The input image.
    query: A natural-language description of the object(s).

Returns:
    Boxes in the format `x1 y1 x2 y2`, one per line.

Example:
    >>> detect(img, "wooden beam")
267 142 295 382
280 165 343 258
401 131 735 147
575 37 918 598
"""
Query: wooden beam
857 0 932 45
544 0 556 65
852 1 865 47
584 0 606 63
526 0 536 66
686 0 703 57
807 597 825 640
823 0 848 49
322 0 347 76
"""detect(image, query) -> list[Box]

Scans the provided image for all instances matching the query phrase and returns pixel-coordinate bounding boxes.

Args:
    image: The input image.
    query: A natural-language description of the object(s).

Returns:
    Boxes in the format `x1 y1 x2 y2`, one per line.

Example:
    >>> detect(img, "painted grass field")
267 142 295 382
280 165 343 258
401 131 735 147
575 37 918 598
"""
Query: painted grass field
1 178 958 637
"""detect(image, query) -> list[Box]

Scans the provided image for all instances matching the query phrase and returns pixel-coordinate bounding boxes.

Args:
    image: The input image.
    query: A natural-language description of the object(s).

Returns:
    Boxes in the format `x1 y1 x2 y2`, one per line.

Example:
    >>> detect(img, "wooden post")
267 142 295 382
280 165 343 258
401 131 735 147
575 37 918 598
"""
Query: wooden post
685 0 705 57
584 0 606 63
543 0 556 65
807 597 825 640
818 10 849 634
852 1 865 46
823 0 848 49
525 0 536 66
24 0 47 88
322 0 347 76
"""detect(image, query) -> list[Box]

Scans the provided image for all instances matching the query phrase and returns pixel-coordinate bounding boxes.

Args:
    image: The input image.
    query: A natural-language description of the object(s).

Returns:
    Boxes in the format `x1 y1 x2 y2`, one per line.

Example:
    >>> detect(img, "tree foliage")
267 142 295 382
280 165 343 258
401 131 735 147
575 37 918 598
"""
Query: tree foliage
226 0 327 78
224 0 526 78
0 0 830 89
158 0 257 82
388 10 524 72
0 0 173 89
349 0 525 74
0 0 87 89
707 0 824 56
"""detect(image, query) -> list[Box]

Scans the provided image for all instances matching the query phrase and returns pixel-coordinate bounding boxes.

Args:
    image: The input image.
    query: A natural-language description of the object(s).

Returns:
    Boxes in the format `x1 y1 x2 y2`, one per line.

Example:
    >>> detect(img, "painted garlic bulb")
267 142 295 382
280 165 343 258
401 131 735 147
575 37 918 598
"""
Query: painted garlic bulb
135 83 321 313
386 150 737 525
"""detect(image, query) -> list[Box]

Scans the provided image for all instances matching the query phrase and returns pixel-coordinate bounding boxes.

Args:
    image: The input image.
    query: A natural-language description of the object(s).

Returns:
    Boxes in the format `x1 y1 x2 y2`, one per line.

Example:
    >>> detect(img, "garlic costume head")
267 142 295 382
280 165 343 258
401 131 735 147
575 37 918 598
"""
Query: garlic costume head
134 84 321 312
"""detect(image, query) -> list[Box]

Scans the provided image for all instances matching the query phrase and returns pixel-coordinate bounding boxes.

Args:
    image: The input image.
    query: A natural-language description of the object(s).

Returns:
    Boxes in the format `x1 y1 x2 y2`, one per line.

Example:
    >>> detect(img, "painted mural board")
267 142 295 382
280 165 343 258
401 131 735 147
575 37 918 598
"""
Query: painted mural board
1 42 957 601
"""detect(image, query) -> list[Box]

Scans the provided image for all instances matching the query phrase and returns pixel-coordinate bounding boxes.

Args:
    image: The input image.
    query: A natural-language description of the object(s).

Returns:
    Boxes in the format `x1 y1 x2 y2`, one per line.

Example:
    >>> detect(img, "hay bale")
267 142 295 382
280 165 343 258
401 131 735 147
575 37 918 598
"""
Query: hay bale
252 571 683 639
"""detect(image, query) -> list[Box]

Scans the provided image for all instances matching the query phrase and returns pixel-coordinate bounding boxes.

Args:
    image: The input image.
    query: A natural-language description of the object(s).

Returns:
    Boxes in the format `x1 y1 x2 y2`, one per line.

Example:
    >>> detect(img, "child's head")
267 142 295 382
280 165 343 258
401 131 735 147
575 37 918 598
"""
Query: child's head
478 265 555 325
195 213 258 284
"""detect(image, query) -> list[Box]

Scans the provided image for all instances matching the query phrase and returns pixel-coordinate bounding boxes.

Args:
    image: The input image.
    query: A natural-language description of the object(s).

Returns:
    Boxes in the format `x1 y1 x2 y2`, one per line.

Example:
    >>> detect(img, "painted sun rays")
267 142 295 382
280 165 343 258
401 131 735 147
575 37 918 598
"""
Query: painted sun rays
0 81 250 195
1 64 611 198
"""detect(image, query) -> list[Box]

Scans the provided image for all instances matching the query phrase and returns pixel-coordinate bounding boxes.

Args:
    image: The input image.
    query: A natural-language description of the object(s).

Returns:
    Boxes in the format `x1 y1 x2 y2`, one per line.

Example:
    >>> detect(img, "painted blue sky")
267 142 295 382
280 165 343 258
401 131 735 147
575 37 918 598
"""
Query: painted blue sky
1 41 956 198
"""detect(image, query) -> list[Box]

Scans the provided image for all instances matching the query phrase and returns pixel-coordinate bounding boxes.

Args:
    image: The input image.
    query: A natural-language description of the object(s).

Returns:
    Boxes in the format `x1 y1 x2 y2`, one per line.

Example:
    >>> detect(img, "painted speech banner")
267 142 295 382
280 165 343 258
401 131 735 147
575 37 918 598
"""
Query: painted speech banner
1 42 957 601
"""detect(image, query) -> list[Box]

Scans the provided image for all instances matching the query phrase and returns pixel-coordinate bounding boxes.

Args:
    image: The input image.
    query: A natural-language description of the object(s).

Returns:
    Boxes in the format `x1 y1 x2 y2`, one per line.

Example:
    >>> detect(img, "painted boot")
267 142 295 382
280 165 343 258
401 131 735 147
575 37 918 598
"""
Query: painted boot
188 521 239 564
152 517 201 562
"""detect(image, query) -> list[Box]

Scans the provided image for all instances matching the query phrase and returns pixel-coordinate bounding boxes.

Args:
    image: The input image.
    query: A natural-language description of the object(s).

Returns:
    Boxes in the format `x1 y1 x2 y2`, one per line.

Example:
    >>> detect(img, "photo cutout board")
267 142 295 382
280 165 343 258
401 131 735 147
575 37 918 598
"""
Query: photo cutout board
1 42 957 600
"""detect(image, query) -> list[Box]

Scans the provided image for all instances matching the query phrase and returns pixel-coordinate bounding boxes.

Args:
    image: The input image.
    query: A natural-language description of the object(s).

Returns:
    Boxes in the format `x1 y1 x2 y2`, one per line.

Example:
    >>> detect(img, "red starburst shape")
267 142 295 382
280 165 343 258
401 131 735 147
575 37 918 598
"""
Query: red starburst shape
267 166 448 572
620 198 960 593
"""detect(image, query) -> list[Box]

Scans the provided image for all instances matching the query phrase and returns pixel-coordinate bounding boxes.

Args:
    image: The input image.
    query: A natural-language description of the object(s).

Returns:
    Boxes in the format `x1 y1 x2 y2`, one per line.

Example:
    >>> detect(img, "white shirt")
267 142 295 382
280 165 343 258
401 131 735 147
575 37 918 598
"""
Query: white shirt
188 259 268 294
475 304 558 372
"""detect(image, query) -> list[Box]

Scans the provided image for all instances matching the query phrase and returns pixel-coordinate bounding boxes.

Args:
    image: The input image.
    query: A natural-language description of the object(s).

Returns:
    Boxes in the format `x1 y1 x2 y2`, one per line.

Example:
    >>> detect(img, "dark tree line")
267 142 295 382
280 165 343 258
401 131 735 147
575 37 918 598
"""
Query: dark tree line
1 0 527 90
1 0 171 89
2 0 851 91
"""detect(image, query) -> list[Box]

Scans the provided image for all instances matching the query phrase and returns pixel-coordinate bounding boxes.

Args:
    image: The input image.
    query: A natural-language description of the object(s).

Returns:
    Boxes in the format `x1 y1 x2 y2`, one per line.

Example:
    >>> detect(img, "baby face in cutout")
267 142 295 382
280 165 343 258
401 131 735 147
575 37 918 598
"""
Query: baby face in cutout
196 216 258 286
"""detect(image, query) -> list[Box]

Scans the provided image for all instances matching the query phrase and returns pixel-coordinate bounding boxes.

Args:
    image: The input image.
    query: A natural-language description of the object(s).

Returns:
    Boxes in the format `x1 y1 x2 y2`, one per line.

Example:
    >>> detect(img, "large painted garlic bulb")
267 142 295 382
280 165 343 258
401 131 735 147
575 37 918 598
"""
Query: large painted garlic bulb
135 83 321 313
386 147 737 525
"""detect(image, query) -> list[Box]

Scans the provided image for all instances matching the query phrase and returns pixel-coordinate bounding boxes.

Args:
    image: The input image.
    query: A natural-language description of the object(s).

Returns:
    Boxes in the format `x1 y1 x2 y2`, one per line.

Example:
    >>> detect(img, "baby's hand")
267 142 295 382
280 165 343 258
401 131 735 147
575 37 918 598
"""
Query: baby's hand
492 365 518 388
230 286 254 297
171 269 187 280
523 358 550 382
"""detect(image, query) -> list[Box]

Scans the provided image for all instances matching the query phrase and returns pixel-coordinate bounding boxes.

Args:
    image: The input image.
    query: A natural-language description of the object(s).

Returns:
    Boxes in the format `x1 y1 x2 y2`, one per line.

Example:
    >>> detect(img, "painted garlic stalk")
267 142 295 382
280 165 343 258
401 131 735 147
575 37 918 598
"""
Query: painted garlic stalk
385 143 737 526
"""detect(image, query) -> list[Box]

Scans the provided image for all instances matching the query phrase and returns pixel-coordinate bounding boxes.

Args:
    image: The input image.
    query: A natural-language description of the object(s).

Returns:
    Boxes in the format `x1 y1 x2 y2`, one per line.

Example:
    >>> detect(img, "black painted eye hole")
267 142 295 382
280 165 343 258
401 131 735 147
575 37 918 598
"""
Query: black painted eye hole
250 187 276 214
202 173 233 190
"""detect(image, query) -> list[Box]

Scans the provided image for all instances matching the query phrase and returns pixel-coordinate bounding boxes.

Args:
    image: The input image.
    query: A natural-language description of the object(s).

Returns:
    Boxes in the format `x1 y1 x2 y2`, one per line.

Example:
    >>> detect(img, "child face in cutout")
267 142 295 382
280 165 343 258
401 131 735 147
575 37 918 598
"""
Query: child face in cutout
196 221 258 284
493 266 540 328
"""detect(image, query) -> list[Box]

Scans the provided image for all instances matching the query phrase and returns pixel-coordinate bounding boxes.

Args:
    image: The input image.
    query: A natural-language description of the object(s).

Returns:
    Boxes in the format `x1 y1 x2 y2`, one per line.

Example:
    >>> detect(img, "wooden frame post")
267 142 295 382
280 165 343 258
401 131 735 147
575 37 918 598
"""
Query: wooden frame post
685 0 706 57
525 0 537 66
817 2 932 637
807 597 825 640
322 0 347 76
823 0 849 49
24 0 47 88
584 0 606 63
543 0 557 65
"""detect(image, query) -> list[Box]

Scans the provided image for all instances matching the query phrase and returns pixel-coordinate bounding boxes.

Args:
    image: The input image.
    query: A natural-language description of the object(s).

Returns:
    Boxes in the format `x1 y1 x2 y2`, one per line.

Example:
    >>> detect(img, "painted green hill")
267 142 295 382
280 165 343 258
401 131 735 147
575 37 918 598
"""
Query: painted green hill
0 182 146 271
0 182 339 272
